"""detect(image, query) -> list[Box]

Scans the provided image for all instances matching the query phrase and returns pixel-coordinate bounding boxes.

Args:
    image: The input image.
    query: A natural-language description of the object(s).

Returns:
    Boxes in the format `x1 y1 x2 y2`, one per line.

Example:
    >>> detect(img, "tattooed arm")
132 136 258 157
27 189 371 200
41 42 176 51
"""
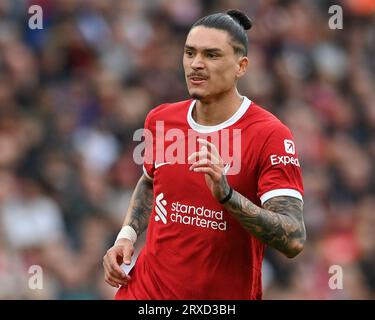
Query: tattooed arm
223 189 306 258
189 139 306 259
103 174 153 287
123 174 154 236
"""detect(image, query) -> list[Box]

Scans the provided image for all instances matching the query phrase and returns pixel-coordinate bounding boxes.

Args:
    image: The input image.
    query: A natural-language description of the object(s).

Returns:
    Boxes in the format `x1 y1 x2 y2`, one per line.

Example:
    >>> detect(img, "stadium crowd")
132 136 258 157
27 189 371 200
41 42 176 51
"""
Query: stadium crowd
0 0 374 299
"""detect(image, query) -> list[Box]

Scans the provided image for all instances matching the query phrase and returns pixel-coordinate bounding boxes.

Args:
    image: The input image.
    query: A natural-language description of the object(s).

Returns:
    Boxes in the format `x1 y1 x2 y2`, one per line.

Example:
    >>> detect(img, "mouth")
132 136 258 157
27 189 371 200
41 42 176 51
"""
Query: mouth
188 76 208 86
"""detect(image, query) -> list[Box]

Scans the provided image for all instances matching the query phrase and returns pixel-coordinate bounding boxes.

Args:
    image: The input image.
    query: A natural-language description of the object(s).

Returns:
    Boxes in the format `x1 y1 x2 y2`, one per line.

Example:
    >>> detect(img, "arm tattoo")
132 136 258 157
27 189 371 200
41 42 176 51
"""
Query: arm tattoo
125 175 154 236
224 191 306 258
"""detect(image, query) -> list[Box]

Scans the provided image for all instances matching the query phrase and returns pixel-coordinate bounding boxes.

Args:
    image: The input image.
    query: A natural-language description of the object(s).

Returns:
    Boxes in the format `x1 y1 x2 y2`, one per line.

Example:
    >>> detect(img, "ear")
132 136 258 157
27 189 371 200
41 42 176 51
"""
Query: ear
236 56 248 79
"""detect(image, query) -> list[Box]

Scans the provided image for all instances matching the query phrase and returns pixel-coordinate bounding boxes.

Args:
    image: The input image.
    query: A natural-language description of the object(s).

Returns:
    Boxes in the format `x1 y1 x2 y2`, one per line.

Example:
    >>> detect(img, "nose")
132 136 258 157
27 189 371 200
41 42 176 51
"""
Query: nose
191 54 204 70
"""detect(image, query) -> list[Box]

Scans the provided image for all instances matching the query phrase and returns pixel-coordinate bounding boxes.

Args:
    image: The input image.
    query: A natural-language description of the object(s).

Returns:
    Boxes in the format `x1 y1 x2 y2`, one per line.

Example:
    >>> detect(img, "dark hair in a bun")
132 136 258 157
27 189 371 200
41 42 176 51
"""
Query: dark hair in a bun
226 9 252 30
191 9 253 56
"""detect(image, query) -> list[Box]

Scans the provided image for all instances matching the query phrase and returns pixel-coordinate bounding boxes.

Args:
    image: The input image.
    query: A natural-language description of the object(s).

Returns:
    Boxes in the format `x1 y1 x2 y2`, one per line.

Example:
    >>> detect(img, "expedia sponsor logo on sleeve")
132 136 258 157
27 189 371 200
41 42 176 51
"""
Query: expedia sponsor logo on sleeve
283 139 295 155
270 154 300 167
269 139 300 167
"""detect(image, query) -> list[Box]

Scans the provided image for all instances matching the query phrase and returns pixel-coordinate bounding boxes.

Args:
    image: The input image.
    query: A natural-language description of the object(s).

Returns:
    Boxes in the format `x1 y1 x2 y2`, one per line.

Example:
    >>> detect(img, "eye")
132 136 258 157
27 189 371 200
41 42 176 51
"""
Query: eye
206 52 218 59
185 50 193 57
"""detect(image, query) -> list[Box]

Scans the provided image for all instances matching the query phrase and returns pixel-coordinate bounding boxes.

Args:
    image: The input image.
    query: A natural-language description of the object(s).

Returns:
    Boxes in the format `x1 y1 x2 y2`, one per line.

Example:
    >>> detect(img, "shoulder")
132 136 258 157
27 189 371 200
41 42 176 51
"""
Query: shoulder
247 101 292 137
145 99 192 123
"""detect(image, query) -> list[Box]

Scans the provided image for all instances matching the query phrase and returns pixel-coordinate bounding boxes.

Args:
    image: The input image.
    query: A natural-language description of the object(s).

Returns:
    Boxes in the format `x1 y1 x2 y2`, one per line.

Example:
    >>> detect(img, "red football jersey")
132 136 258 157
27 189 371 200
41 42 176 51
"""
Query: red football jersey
115 97 303 300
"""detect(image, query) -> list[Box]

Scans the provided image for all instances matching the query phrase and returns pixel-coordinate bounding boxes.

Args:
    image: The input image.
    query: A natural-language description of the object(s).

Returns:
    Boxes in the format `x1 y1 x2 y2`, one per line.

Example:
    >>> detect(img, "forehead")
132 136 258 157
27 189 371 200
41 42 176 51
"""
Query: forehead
185 26 232 51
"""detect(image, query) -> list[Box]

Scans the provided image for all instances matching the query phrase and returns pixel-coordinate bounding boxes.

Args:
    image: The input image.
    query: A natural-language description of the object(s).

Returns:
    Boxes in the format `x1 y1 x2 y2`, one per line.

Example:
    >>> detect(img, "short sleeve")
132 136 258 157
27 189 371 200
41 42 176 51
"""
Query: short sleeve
257 122 304 205
142 111 155 180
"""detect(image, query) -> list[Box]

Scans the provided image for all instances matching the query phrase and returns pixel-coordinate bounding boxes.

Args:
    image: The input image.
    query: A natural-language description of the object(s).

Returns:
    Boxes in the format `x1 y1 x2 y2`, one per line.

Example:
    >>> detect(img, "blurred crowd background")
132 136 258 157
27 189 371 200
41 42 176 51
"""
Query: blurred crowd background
0 0 374 299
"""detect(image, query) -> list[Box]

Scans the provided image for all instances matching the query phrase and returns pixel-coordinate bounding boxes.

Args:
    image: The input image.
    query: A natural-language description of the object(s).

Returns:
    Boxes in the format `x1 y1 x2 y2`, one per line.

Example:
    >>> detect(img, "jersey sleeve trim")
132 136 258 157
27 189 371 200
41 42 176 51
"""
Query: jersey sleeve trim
143 165 153 180
260 188 303 205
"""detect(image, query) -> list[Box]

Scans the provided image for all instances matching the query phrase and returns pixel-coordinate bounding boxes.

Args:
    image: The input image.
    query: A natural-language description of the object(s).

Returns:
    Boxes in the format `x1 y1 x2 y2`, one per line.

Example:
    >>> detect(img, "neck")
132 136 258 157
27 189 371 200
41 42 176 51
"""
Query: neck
193 88 244 126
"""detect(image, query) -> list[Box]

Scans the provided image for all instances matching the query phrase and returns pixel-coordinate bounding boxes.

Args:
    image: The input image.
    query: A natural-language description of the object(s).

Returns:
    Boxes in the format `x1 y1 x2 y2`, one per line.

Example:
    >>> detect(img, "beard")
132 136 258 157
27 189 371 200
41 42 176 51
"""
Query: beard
190 92 212 104
190 92 204 100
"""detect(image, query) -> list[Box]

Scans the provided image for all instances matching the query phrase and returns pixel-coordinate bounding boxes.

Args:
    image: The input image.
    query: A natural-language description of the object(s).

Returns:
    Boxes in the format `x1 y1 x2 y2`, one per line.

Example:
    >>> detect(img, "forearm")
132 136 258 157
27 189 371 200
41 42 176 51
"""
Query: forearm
123 174 154 236
222 183 305 257
187 138 305 257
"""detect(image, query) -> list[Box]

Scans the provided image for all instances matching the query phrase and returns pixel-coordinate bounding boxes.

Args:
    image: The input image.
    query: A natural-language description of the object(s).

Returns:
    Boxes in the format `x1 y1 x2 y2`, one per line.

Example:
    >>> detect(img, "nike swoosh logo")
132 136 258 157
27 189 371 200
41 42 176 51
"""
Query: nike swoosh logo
155 162 172 169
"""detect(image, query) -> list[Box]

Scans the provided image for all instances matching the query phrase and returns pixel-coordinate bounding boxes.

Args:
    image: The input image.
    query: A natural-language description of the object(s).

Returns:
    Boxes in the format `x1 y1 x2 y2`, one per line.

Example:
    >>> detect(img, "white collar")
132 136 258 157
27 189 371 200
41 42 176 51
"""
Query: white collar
187 96 252 133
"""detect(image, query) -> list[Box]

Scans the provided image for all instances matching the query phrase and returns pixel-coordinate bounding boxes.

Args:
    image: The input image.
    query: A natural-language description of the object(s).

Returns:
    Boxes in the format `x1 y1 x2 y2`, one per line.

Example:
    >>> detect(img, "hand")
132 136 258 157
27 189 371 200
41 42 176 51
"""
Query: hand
188 138 231 202
103 238 133 288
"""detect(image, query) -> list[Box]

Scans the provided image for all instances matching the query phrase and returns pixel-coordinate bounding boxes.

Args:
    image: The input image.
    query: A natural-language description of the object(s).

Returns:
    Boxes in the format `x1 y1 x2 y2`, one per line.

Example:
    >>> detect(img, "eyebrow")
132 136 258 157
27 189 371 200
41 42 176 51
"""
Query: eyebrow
184 45 223 54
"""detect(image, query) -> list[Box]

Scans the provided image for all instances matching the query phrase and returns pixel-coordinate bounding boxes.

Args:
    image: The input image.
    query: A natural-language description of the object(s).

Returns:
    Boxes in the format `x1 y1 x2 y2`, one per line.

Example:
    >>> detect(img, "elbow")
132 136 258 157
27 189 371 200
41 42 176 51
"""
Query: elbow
284 237 306 259
284 223 306 259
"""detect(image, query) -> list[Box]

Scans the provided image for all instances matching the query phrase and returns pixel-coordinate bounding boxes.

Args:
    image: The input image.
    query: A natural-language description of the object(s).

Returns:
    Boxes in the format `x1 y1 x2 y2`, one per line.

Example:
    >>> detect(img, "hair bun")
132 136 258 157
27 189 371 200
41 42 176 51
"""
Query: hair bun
226 9 252 30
